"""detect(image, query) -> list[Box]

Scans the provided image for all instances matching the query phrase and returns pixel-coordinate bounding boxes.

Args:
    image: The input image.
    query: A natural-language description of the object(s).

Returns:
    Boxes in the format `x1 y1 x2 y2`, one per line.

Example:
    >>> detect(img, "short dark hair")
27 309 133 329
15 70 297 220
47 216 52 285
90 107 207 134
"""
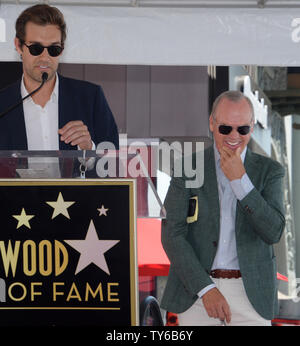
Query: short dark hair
15 4 67 48
211 90 255 122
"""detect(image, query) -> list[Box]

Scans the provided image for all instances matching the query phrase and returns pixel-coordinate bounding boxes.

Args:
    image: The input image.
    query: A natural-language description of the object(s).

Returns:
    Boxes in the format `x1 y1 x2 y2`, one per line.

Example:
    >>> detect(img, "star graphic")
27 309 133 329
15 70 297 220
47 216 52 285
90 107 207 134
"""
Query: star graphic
12 208 35 229
64 220 119 275
97 205 109 216
46 192 75 219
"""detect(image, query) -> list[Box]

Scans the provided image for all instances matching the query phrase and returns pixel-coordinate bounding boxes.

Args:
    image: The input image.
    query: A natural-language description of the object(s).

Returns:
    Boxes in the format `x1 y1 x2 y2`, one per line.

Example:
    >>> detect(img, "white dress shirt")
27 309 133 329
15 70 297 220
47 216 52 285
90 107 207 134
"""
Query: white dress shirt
21 74 95 175
21 74 59 150
198 144 254 298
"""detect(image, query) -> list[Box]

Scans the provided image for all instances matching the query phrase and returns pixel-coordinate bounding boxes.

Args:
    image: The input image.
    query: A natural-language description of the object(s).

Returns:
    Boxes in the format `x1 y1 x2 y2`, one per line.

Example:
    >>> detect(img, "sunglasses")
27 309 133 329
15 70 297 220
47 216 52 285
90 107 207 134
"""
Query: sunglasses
23 42 63 57
218 124 251 136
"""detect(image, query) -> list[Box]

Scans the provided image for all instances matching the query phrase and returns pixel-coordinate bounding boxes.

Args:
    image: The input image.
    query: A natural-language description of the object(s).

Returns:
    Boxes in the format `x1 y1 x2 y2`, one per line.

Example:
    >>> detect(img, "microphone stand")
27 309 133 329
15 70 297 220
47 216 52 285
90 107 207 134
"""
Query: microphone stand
0 72 48 118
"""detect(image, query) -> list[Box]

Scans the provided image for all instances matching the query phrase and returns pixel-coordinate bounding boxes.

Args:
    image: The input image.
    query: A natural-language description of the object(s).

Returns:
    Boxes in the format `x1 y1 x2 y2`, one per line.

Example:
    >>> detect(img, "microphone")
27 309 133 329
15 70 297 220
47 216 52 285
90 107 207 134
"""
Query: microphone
42 72 48 81
0 72 48 118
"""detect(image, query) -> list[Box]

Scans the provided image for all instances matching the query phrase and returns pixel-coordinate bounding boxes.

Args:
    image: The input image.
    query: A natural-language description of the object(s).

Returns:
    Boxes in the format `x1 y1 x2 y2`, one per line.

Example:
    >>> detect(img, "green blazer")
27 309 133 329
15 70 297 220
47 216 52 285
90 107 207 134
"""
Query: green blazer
161 145 285 320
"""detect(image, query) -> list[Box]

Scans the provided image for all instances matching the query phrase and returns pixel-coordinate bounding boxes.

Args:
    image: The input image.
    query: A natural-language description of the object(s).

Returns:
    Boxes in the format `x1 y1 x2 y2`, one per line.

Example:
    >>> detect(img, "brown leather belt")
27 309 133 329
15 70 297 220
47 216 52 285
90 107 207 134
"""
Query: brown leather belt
210 269 242 279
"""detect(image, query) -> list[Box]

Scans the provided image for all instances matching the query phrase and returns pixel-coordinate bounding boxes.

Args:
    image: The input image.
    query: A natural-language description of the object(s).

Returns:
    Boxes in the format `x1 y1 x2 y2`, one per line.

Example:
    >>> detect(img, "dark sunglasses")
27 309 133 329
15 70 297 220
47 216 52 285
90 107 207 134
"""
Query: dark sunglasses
218 124 251 136
23 42 63 57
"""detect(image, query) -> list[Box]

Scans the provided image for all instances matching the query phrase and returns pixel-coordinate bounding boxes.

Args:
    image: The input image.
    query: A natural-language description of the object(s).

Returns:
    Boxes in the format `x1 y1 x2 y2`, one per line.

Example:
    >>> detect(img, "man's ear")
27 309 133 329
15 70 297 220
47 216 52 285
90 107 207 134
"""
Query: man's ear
209 114 214 132
14 37 23 55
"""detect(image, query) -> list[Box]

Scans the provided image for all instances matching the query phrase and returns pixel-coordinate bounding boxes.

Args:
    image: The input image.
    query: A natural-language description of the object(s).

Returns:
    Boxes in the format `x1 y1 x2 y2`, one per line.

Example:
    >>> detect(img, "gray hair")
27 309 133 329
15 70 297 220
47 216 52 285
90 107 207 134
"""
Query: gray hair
211 90 255 122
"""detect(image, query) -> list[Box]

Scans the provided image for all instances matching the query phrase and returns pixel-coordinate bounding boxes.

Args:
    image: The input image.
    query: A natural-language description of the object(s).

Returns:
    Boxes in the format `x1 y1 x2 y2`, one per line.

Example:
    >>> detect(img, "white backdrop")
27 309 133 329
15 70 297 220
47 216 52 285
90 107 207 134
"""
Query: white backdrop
0 4 300 65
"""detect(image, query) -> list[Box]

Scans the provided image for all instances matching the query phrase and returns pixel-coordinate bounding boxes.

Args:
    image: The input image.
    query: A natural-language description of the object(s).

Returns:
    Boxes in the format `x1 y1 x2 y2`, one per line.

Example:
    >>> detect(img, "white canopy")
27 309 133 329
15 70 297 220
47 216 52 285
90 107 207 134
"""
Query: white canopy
0 3 300 65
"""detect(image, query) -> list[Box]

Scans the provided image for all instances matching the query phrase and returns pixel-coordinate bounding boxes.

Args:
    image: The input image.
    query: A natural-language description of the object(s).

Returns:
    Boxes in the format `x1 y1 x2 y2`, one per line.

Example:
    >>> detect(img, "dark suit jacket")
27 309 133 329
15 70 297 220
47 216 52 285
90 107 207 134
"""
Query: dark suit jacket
0 74 119 150
161 146 286 320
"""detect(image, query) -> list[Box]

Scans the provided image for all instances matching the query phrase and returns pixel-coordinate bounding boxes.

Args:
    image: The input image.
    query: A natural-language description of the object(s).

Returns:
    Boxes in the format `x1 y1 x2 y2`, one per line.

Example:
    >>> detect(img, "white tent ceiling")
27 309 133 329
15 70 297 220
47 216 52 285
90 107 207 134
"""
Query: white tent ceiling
0 1 300 65
2 0 300 8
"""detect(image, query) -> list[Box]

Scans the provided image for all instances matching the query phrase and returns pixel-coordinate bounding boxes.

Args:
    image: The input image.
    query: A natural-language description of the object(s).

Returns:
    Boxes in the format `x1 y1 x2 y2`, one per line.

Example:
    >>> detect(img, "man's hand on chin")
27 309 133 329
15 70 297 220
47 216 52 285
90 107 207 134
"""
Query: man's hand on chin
219 146 246 181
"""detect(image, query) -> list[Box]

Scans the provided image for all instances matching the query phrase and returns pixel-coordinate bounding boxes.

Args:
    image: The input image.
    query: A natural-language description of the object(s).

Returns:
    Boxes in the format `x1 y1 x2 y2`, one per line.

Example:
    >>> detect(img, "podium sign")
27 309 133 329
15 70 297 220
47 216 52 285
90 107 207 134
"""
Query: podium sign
0 179 138 326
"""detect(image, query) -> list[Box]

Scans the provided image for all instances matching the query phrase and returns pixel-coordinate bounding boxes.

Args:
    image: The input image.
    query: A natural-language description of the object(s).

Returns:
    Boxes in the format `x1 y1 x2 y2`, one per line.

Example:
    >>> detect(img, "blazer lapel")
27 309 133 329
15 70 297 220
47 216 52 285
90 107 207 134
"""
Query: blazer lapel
203 145 220 238
235 148 260 235
9 80 28 150
58 74 73 150
243 148 261 182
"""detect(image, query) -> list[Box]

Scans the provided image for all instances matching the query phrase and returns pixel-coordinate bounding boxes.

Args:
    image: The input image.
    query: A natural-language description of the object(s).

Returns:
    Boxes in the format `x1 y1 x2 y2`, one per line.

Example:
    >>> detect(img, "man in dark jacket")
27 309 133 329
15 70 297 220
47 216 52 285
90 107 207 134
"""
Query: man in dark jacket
0 4 118 151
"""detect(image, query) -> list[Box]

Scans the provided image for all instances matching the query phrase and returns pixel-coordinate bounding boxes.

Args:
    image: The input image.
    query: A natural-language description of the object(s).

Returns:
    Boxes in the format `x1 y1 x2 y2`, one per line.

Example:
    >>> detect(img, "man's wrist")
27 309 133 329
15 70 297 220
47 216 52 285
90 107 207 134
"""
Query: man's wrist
198 283 216 298
230 172 254 201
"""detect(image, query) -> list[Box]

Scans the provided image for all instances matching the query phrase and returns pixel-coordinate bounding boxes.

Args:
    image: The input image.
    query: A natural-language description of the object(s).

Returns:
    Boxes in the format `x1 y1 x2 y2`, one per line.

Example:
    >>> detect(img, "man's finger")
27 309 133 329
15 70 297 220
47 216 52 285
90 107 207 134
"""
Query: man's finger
217 310 226 322
222 146 234 157
58 121 84 134
61 129 90 143
220 148 232 160
205 307 214 319
223 304 231 324
60 126 88 142
235 146 242 157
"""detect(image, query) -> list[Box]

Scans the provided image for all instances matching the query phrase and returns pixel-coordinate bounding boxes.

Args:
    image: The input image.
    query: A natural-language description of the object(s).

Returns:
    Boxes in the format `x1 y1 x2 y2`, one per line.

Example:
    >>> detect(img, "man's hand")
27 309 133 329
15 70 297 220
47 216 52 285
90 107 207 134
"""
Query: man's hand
202 287 231 324
219 146 245 181
58 121 92 150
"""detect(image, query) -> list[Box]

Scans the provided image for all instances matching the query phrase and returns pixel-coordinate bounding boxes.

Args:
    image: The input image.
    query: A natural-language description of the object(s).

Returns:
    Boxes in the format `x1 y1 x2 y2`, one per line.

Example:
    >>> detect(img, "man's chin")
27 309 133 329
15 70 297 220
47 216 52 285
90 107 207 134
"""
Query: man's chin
40 71 55 82
32 69 55 83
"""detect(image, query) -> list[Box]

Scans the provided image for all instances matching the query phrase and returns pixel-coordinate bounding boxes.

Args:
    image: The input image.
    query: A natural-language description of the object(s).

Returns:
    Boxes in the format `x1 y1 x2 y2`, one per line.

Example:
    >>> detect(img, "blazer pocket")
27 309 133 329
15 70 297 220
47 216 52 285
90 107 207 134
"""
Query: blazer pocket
186 196 198 224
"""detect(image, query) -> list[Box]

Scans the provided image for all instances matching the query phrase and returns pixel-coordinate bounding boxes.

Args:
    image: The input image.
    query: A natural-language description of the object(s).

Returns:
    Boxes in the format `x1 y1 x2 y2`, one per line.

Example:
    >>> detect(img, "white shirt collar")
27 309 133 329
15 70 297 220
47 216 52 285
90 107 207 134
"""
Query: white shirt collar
21 73 59 104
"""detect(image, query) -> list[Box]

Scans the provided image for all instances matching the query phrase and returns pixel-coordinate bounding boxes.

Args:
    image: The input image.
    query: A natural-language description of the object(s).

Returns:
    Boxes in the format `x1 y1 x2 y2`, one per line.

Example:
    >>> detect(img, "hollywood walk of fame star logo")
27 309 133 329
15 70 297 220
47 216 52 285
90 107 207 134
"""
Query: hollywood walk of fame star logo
97 205 109 216
12 208 35 229
46 192 75 219
64 219 120 275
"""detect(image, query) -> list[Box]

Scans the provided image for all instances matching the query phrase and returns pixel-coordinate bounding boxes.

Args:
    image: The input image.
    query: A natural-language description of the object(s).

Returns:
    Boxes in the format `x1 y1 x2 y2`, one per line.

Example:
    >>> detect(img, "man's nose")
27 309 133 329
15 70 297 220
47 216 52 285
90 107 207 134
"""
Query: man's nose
228 128 240 138
39 47 50 59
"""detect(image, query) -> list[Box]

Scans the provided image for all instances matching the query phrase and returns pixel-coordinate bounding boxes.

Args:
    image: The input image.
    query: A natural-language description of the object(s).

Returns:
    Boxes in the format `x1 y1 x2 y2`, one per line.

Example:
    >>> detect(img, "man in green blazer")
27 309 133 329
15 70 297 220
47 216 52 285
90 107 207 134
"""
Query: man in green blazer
161 90 285 326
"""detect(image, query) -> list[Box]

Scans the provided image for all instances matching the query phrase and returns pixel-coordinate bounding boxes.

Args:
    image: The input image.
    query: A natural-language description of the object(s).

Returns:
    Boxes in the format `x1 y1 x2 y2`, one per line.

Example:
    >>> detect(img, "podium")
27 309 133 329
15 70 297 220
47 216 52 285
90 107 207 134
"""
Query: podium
0 150 165 326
